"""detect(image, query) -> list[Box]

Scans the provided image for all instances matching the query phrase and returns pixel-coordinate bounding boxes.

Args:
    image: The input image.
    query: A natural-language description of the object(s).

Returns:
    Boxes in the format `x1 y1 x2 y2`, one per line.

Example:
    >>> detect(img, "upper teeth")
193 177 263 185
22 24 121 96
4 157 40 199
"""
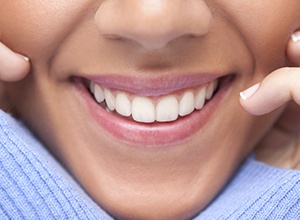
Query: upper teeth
89 80 218 123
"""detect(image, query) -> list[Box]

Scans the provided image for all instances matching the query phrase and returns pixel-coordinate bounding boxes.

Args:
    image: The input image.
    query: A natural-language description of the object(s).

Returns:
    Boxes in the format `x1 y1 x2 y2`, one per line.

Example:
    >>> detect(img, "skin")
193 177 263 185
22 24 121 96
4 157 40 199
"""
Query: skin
1 1 300 219
240 35 300 170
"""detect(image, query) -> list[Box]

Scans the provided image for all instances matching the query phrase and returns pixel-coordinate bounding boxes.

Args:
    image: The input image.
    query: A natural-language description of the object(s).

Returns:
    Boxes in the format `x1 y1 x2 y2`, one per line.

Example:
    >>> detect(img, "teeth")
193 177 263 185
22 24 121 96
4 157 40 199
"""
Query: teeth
179 91 194 117
94 84 105 103
116 93 131 117
89 80 218 123
195 87 206 110
132 97 156 123
205 81 214 100
104 89 115 111
89 81 95 94
156 96 179 122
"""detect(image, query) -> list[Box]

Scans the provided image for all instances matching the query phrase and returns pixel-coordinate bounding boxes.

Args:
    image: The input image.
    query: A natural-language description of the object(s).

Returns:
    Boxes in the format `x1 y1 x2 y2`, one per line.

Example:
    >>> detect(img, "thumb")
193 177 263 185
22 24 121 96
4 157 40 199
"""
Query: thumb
0 42 30 81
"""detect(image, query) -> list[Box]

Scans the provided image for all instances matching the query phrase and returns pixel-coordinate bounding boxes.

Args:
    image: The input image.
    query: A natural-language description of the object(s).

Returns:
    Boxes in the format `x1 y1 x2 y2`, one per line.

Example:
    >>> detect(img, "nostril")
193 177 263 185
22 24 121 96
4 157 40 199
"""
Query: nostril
94 0 212 50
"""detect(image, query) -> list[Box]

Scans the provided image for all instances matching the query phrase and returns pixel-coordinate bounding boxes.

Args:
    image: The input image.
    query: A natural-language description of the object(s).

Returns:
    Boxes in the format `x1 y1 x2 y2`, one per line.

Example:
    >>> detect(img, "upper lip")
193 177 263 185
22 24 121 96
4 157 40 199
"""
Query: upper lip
85 73 227 97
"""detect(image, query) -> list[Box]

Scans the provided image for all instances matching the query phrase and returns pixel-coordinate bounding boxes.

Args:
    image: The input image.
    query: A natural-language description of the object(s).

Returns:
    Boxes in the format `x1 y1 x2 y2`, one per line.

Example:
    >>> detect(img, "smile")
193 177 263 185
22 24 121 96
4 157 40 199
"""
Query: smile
89 80 218 123
76 74 233 146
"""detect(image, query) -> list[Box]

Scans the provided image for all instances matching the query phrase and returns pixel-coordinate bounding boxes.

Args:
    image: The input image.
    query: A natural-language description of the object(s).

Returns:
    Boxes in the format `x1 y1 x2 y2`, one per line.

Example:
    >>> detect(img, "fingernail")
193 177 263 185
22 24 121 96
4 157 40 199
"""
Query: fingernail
291 32 300 43
240 83 260 100
19 54 29 62
22 56 29 62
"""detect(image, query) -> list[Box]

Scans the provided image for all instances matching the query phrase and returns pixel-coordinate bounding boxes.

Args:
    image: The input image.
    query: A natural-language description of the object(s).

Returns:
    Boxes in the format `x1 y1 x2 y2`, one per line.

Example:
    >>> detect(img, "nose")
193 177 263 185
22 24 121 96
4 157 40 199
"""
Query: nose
95 0 212 50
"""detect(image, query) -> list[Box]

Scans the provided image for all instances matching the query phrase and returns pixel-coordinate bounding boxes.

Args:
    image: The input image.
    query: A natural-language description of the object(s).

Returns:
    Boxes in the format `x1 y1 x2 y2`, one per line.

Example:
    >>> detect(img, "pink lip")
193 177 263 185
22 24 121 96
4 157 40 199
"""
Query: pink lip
86 73 223 96
75 74 233 147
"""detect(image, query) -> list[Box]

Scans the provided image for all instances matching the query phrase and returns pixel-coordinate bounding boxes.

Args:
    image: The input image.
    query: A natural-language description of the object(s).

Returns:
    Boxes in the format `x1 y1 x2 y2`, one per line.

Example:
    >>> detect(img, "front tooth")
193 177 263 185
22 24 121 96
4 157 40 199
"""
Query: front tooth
195 87 206 110
104 89 115 111
94 84 105 103
179 91 194 117
205 81 214 100
132 97 155 123
116 93 131 117
156 96 179 122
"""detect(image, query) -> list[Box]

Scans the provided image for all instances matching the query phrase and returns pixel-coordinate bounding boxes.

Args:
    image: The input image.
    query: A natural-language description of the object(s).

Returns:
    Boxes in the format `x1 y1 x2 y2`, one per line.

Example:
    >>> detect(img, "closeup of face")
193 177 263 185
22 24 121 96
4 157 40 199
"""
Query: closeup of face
1 1 300 219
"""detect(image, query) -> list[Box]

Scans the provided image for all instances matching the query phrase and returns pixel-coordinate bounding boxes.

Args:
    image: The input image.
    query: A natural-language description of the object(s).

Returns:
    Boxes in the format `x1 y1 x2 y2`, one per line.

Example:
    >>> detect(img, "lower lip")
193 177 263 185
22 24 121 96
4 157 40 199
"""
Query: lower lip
75 76 233 148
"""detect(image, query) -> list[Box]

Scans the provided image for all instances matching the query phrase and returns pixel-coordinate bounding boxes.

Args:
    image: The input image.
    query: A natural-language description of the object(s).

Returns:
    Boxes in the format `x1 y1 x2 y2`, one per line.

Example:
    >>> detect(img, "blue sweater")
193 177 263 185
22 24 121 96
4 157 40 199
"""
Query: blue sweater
0 110 299 219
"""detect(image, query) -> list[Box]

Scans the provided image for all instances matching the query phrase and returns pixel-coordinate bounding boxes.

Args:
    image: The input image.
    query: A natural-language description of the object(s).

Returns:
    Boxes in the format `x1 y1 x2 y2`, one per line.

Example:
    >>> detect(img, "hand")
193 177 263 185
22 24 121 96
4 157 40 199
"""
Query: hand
0 41 30 111
239 32 300 169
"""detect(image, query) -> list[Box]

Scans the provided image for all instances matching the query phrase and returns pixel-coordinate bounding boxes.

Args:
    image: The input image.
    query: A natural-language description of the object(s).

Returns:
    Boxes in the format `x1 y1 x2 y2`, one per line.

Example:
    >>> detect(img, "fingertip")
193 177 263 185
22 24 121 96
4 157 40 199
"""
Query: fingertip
239 83 260 101
0 42 31 81
18 54 30 62
239 94 260 116
287 31 300 65
17 54 31 79
239 80 280 116
239 83 262 115
0 54 30 82
2 54 30 81
239 99 268 116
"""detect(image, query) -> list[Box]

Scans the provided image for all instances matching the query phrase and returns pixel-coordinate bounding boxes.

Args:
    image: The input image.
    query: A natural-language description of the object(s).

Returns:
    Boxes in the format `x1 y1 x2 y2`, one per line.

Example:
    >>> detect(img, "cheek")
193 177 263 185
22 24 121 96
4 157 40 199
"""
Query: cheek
219 1 300 71
0 0 93 59
221 1 300 36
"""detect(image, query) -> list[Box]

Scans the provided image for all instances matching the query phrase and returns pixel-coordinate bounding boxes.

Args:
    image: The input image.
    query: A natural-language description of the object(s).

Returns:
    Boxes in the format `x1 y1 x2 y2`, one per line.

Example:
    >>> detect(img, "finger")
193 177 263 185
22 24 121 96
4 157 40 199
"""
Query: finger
239 67 300 115
0 42 30 81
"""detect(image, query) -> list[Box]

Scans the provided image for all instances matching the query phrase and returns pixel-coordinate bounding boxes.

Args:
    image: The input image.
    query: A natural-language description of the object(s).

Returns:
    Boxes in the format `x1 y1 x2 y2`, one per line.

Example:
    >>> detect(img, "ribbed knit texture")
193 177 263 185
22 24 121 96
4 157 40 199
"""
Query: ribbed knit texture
0 110 112 220
0 109 300 219
196 158 300 219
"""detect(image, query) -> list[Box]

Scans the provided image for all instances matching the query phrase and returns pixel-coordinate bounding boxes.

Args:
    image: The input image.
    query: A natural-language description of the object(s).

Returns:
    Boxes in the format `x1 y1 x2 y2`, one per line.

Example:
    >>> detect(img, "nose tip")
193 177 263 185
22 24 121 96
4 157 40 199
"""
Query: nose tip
95 0 212 50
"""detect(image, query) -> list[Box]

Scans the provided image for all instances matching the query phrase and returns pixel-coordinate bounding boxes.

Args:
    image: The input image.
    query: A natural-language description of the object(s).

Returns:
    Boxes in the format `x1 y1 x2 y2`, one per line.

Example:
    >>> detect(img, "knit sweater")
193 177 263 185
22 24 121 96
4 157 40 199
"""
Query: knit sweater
0 110 299 220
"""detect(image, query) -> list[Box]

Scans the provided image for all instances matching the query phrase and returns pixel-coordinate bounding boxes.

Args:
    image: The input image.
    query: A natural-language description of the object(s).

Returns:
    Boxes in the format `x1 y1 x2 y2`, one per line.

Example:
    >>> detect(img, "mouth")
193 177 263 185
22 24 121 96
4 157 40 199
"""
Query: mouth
75 74 234 147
